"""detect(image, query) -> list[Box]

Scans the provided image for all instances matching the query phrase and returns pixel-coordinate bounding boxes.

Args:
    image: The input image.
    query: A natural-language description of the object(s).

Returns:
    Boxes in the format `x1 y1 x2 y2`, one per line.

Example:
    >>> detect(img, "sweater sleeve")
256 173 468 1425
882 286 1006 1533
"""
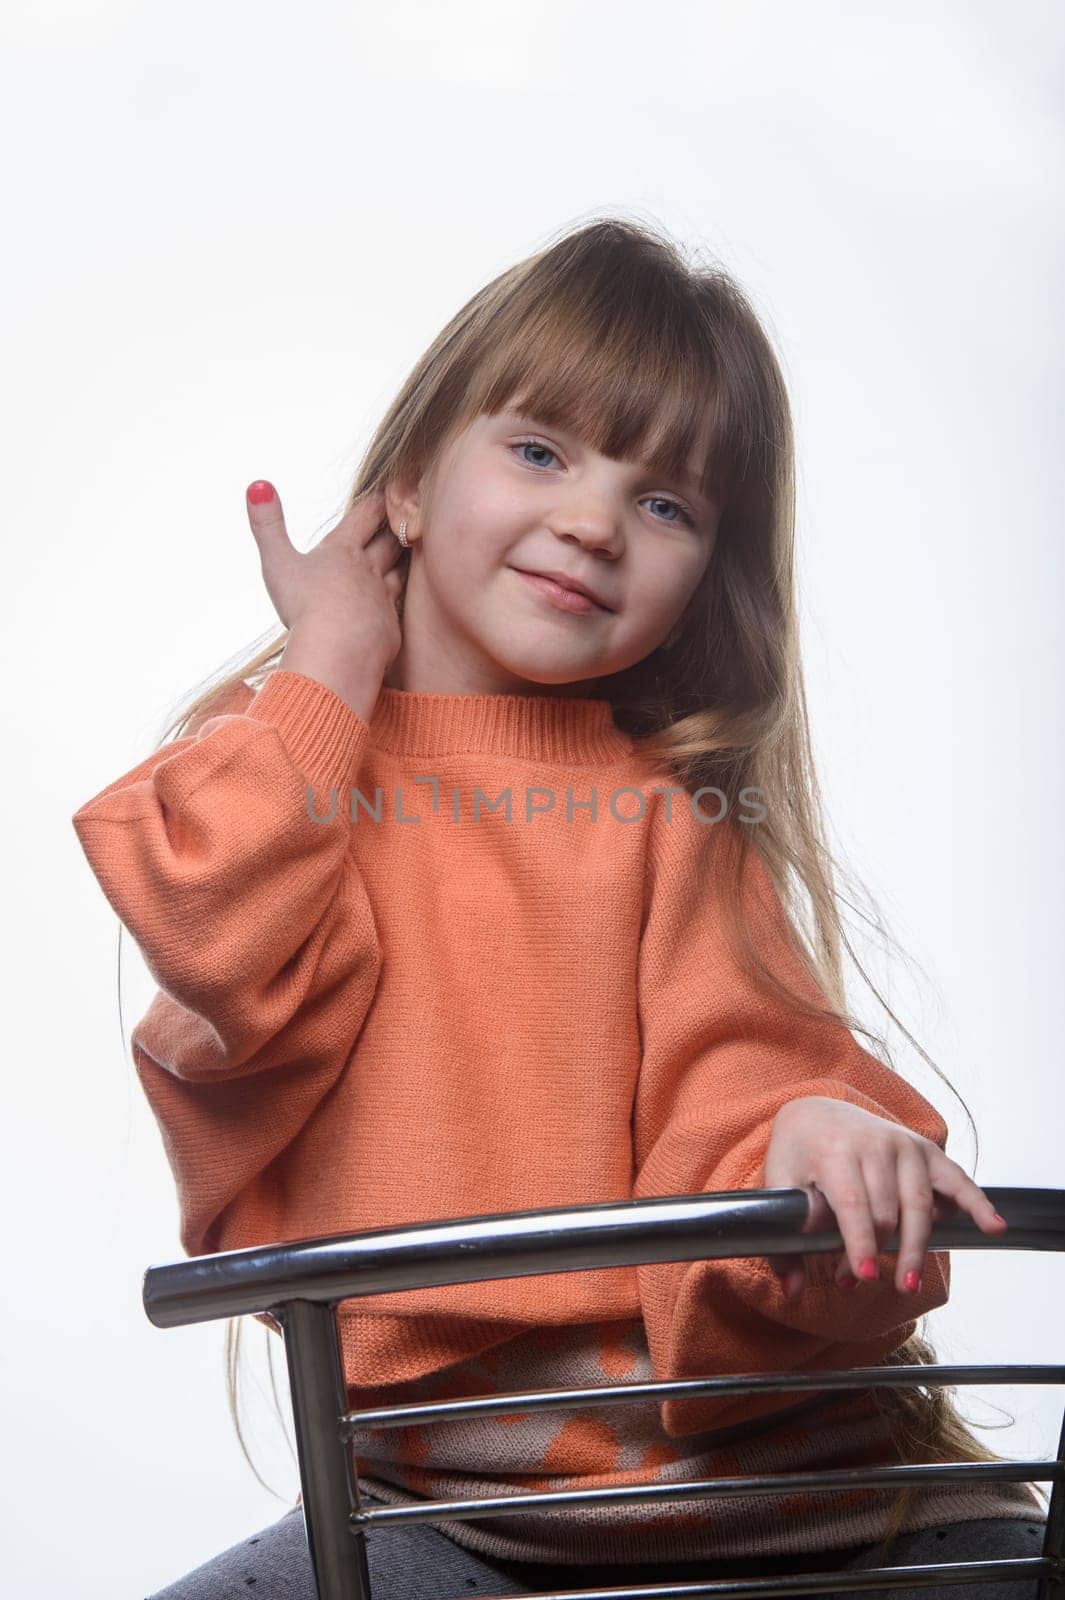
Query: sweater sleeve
71 670 385 1257
633 798 951 1437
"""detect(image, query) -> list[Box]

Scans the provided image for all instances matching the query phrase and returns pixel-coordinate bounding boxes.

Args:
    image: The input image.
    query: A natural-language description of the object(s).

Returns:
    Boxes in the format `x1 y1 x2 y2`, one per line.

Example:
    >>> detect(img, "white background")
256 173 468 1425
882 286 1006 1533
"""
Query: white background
4 1 1062 1594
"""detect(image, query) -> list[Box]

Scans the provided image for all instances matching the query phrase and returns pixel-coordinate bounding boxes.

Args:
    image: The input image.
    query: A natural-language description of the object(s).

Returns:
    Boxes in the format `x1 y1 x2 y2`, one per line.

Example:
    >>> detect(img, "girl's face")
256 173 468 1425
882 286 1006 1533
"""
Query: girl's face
383 403 720 698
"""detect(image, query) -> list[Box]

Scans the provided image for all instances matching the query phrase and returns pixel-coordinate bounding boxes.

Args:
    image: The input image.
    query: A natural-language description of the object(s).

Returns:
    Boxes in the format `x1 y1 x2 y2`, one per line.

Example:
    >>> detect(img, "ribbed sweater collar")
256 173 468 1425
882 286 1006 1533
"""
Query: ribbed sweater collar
367 685 634 764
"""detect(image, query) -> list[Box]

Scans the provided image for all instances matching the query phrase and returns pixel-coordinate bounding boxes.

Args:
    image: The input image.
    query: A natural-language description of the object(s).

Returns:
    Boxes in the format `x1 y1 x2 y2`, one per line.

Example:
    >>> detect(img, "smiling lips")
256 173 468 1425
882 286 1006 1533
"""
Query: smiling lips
515 568 615 614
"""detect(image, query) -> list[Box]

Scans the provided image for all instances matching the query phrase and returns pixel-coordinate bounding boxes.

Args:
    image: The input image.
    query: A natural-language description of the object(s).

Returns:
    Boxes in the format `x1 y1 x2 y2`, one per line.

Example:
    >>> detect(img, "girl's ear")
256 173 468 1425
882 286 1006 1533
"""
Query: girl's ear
383 476 422 544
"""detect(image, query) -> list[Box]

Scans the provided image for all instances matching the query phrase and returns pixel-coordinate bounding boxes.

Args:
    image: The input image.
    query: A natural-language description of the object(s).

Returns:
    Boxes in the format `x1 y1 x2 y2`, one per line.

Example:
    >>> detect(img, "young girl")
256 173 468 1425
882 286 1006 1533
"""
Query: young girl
72 217 1048 1599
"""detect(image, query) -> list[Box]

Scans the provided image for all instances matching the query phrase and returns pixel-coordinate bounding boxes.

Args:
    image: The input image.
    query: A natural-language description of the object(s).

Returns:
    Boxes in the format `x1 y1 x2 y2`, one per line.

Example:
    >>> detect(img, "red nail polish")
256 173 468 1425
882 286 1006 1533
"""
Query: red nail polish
247 480 275 504
838 1273 858 1289
858 1257 879 1281
904 1269 921 1293
992 1212 1008 1227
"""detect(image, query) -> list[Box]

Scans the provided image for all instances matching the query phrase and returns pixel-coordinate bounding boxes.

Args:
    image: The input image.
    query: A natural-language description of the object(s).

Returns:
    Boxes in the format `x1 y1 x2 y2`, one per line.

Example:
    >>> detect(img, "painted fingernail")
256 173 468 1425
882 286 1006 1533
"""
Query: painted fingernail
858 1257 879 1281
992 1212 1008 1227
838 1272 859 1289
904 1269 922 1293
247 480 275 504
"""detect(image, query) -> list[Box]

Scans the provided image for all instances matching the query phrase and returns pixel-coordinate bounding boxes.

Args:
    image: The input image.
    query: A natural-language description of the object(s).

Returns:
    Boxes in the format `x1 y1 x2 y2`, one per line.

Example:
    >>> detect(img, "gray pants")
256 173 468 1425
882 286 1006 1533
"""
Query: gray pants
148 1493 1050 1600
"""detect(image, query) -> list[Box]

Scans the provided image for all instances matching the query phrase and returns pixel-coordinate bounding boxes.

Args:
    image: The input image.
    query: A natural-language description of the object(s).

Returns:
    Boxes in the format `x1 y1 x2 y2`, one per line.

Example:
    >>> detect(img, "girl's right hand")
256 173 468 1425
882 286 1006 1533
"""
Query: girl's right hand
245 480 409 667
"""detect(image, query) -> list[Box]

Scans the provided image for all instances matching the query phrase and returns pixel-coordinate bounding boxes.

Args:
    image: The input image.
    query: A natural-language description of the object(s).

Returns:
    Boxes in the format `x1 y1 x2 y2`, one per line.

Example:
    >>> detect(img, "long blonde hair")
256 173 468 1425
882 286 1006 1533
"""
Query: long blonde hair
125 215 1044 1541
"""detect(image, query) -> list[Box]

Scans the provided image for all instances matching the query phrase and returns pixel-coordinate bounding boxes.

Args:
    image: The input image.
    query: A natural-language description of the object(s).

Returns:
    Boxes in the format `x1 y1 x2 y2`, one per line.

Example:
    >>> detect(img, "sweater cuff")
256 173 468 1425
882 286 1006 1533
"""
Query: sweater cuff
244 670 371 794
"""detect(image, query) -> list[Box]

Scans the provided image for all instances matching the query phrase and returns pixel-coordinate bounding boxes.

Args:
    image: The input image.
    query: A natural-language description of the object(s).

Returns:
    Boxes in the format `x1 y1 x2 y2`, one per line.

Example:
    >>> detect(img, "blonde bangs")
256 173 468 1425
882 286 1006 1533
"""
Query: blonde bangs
452 256 754 518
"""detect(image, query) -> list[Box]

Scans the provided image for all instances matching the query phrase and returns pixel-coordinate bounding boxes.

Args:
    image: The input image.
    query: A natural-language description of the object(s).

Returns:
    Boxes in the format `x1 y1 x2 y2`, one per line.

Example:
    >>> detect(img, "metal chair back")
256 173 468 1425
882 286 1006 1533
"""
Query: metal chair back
143 1185 1065 1600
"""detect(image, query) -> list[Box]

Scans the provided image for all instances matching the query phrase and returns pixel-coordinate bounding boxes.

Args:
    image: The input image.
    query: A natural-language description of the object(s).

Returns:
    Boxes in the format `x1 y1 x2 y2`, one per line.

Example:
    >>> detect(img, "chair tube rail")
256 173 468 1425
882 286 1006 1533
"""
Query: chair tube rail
142 1185 1065 1328
342 1362 1065 1434
450 1558 1059 1600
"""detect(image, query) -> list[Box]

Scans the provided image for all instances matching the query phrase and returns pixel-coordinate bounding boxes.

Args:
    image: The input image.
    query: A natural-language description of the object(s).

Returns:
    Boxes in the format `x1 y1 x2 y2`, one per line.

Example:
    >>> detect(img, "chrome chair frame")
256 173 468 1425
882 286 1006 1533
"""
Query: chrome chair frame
143 1185 1065 1600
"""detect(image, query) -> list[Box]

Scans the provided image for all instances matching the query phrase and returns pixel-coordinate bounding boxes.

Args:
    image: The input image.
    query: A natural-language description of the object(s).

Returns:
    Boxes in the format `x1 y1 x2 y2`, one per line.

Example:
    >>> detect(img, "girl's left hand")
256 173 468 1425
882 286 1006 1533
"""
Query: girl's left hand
760 1096 1008 1300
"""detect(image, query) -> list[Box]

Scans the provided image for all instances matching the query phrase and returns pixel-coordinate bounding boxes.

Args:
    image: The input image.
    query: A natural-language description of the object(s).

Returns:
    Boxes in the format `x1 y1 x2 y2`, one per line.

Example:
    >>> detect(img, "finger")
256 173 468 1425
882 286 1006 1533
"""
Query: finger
777 1264 805 1300
246 480 299 582
821 1156 880 1282
364 541 408 596
862 1150 901 1245
831 1250 859 1290
361 509 409 573
318 486 390 552
766 1186 836 1294
765 1182 829 1294
382 565 407 609
892 1142 936 1293
765 1251 800 1282
835 1151 898 1286
764 1255 805 1298
928 1152 1009 1235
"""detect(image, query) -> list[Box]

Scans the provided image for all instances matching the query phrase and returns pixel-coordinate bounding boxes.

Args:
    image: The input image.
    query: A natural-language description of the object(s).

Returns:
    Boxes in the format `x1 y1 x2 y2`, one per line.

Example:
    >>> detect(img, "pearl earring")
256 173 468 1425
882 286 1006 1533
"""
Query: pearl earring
395 520 411 548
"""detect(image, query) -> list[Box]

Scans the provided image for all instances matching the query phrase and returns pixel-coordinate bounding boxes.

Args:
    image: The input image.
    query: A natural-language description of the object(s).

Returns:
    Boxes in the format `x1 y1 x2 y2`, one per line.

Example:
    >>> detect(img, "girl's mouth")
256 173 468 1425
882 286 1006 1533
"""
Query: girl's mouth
513 569 611 615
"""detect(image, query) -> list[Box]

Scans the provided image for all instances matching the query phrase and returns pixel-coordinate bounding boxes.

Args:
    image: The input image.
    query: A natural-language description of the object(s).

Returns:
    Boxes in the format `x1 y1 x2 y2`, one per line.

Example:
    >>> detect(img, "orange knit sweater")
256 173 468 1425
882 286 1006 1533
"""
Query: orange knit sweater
71 669 1042 1563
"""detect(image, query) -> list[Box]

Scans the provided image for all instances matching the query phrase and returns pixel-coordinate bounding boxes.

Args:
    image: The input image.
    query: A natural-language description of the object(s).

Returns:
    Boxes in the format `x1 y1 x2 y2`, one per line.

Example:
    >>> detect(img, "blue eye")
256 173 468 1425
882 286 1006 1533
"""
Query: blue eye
512 439 559 470
644 495 693 526
510 438 695 527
